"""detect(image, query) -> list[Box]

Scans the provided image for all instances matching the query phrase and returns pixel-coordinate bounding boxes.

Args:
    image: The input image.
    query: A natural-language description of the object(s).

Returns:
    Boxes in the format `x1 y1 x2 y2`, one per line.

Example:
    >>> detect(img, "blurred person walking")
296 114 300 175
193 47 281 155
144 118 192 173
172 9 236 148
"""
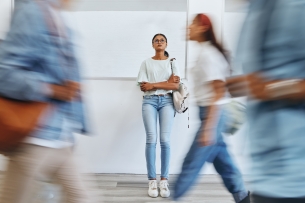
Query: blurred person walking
173 14 250 203
227 0 305 202
0 0 91 202
137 33 181 198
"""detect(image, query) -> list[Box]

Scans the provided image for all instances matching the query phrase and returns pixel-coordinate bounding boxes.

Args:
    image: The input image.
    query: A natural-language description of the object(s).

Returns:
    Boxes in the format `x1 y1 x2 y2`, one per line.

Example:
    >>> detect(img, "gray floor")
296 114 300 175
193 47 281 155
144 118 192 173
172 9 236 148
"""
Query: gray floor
2 174 236 203
95 174 235 203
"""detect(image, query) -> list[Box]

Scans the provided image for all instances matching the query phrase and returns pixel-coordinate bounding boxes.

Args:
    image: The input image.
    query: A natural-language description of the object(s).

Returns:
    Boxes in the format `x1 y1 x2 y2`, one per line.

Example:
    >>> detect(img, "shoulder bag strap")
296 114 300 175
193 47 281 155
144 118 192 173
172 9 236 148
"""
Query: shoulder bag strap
170 58 176 75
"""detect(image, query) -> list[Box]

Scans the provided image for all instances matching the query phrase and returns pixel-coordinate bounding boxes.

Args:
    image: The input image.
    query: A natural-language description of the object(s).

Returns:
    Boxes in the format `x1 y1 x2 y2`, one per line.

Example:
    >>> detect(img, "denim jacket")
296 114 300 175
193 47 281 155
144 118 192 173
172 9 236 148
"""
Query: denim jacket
0 0 88 141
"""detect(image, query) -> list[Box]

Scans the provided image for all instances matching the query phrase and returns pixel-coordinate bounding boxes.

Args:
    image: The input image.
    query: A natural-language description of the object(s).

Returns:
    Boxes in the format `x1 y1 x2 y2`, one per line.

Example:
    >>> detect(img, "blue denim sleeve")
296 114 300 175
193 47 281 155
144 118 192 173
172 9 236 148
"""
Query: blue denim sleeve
0 4 51 102
68 30 90 135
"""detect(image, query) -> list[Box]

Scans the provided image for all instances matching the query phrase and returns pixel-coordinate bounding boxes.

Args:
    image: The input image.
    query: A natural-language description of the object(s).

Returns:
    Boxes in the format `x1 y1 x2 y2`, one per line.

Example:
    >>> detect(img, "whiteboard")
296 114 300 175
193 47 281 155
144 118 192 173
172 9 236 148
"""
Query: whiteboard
68 11 187 78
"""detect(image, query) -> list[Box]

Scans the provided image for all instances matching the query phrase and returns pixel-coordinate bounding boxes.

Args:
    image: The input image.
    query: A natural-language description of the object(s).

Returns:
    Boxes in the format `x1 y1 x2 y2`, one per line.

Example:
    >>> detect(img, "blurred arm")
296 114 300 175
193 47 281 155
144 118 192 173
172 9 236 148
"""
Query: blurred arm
227 74 305 101
0 5 52 101
246 74 305 101
226 76 248 97
198 80 225 146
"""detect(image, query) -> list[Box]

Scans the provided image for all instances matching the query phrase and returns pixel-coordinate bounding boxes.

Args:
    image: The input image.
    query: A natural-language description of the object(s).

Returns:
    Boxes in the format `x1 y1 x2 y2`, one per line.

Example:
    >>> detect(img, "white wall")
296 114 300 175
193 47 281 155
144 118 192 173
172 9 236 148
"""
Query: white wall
0 0 249 175
0 0 11 39
74 80 199 174
74 0 249 175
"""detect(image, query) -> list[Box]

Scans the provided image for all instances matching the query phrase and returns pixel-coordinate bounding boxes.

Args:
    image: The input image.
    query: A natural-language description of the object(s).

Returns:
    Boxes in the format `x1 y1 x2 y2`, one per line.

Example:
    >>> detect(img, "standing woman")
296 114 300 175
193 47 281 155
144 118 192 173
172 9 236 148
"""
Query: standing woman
173 14 250 203
137 33 180 198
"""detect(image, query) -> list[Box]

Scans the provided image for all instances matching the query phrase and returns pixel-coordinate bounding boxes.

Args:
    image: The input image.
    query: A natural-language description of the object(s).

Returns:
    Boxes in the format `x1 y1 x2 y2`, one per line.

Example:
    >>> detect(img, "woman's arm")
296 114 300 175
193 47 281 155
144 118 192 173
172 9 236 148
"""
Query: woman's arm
140 74 180 92
227 73 305 101
226 75 248 97
198 80 225 146
0 7 80 102
0 7 51 102
140 81 179 91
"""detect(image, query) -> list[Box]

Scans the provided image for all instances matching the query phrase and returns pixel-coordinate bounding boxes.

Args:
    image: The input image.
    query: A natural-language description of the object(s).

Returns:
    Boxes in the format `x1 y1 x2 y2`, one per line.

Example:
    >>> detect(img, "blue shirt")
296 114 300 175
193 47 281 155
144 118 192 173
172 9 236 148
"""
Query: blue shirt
238 0 305 198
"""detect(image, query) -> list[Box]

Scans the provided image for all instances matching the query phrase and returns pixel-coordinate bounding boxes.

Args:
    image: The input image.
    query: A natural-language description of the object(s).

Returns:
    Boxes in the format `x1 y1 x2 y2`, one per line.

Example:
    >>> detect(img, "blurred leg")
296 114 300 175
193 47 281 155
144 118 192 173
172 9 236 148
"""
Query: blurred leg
174 107 230 200
212 113 248 203
0 144 92 203
0 145 50 203
173 121 220 200
53 148 90 203
213 147 247 202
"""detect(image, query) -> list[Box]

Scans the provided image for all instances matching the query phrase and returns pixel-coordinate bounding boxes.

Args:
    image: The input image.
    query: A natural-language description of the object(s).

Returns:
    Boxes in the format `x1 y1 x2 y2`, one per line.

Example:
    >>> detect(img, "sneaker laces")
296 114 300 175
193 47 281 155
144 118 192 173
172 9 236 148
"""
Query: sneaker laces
149 181 157 190
160 181 169 191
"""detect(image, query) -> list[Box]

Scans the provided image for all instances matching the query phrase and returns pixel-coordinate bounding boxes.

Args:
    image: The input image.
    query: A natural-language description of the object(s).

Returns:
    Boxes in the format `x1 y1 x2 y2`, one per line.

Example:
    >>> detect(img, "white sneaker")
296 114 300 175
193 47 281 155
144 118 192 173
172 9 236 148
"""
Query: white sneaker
148 180 158 198
159 180 170 198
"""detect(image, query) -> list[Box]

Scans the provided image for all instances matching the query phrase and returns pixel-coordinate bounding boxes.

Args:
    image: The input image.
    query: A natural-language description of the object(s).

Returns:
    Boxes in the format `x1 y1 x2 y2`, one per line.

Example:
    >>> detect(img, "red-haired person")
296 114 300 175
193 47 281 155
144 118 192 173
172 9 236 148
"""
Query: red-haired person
173 14 250 203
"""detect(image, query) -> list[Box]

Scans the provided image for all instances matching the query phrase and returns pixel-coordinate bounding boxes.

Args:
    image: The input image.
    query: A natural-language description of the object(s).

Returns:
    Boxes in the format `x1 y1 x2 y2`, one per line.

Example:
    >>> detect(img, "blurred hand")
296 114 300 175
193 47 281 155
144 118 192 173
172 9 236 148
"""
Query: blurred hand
226 75 248 97
168 74 180 83
198 129 215 146
140 82 154 92
50 80 80 101
198 114 216 147
246 73 270 100
227 73 278 100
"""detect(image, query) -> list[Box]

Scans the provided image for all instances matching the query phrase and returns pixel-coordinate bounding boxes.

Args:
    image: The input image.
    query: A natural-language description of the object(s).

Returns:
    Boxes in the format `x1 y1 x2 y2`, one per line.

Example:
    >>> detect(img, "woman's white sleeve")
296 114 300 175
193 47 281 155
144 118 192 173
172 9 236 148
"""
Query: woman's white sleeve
136 61 148 85
172 60 181 77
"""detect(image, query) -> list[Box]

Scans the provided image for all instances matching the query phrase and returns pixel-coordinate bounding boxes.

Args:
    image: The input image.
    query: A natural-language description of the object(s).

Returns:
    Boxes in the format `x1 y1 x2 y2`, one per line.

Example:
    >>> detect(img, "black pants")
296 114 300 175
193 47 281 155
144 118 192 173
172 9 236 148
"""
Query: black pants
252 194 305 203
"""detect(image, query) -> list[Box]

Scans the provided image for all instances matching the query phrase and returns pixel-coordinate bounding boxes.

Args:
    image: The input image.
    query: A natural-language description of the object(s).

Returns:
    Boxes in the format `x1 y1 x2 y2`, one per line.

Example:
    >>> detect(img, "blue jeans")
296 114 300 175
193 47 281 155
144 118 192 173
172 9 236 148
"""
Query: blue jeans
174 106 247 202
142 95 175 180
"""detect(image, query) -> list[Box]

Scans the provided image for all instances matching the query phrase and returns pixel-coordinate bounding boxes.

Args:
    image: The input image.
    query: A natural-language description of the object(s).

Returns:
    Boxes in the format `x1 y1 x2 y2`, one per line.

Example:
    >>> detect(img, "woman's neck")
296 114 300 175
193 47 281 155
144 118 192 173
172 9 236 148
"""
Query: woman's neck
153 51 167 60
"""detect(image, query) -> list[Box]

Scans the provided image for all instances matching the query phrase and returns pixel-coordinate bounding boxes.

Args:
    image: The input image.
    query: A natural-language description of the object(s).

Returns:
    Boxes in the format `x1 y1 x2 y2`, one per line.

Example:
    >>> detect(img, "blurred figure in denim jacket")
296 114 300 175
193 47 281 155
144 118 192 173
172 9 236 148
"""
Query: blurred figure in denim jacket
227 0 305 202
0 0 90 202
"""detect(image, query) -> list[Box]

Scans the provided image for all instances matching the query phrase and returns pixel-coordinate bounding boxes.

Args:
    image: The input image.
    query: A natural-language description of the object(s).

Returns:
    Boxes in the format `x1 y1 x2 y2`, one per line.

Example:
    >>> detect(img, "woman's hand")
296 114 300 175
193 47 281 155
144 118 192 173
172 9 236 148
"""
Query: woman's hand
168 74 180 83
226 75 248 97
140 82 154 92
198 128 215 146
246 73 271 100
50 81 80 101
198 106 217 147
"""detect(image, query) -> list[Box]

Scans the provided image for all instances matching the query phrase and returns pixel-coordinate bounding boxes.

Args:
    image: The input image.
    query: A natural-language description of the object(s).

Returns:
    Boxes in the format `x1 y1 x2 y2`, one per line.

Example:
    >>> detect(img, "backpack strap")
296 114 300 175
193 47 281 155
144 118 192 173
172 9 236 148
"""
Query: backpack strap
170 58 176 74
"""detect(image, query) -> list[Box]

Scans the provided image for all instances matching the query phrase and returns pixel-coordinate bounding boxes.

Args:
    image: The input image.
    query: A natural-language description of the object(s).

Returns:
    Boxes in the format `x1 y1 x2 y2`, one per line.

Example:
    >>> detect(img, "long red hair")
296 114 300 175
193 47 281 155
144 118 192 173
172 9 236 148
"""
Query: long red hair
196 14 229 61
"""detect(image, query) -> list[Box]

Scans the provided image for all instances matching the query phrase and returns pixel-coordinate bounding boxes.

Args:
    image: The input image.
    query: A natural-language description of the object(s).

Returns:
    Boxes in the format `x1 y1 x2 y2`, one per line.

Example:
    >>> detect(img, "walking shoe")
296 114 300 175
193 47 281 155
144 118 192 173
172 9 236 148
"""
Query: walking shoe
148 180 158 198
239 192 250 203
159 180 170 198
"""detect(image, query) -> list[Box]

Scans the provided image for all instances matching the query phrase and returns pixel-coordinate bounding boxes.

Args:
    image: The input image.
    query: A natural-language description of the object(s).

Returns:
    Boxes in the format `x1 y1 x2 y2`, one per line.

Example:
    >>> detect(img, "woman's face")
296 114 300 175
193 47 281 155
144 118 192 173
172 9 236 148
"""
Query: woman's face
188 17 207 41
152 35 167 52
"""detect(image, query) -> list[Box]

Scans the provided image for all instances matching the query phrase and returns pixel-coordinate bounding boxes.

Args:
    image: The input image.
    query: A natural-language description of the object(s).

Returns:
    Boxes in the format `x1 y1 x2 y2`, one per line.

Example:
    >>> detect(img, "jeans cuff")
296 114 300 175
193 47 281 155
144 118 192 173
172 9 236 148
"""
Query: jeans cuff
233 191 248 203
